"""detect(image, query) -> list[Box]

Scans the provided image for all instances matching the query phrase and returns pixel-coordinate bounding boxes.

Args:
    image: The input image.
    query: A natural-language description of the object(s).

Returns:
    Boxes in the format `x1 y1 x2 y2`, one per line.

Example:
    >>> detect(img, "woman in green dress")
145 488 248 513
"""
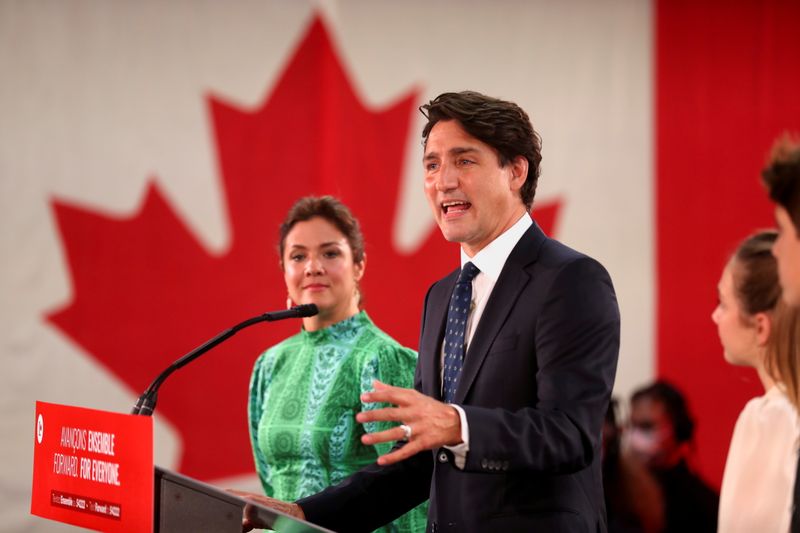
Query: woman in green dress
245 196 427 532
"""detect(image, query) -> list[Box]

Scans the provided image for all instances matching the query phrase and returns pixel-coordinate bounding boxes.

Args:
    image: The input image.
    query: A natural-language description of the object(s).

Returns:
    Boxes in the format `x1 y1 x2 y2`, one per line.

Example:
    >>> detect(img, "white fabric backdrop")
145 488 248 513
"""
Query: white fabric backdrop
0 1 651 530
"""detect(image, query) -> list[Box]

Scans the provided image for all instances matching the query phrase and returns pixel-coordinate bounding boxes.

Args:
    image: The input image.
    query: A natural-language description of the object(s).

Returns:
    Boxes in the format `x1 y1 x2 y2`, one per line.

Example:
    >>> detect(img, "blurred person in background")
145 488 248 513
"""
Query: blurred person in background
603 398 664 533
712 230 800 532
627 381 718 533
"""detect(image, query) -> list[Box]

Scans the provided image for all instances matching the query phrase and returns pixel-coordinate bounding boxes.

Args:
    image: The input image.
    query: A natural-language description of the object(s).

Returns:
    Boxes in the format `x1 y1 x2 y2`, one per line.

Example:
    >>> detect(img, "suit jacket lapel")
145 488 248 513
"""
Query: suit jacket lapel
454 222 546 404
420 269 458 399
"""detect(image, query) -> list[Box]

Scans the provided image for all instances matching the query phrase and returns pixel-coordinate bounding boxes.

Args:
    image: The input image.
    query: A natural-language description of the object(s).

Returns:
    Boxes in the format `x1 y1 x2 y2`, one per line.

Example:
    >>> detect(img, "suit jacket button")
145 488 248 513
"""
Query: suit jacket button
438 452 448 463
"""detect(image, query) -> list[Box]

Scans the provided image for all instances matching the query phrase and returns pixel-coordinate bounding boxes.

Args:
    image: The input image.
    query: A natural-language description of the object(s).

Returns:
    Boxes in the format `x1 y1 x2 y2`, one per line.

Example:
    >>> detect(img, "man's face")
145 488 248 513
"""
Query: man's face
773 205 800 306
423 120 527 257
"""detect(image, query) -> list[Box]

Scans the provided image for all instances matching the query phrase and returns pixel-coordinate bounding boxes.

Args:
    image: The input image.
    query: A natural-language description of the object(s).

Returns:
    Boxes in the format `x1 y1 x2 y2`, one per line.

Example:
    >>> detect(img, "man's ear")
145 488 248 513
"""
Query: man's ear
509 155 528 192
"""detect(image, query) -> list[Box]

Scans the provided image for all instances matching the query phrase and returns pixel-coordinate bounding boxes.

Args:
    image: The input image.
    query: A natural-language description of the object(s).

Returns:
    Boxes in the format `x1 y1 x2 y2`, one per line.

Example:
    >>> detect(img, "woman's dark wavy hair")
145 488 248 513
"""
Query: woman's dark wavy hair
419 91 542 211
278 195 365 267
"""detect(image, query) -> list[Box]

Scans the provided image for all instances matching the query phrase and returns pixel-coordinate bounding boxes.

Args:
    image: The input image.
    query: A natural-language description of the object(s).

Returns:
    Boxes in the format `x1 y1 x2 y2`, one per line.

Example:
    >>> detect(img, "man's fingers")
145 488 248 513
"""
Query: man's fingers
242 502 265 532
371 379 389 390
361 380 419 405
356 406 407 424
376 441 420 466
361 425 408 446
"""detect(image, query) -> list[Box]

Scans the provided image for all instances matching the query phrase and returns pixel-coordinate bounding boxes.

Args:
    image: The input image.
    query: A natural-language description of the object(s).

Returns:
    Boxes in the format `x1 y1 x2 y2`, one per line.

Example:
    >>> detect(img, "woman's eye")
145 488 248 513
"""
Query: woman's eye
290 254 305 262
324 250 341 259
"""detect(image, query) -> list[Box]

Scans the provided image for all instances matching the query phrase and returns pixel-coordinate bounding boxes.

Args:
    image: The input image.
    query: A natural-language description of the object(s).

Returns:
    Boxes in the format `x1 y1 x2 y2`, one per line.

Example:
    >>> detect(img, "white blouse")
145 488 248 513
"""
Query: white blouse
718 386 800 533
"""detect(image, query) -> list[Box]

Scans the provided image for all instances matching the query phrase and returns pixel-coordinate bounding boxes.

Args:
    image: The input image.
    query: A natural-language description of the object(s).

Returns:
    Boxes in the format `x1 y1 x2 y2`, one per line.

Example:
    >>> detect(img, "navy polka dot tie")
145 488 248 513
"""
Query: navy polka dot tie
442 262 480 403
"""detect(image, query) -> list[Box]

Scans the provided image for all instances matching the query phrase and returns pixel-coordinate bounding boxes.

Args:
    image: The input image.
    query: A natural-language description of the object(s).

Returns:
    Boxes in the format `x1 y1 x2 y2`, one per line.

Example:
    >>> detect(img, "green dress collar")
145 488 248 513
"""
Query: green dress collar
300 310 372 345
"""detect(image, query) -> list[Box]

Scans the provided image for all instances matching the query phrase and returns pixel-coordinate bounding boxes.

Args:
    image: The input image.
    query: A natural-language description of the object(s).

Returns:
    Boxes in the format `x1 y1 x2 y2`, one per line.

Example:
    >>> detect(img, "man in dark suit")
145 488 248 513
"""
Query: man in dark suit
243 91 620 532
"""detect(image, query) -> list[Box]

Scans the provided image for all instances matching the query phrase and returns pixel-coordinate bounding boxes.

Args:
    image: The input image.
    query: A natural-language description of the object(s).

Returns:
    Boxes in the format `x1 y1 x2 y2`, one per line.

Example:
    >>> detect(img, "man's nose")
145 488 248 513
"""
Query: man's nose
436 163 459 191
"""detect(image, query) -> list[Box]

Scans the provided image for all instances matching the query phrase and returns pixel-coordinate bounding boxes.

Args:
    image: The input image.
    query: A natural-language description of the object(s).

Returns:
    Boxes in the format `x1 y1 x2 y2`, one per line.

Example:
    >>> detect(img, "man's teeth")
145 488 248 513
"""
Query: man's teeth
443 201 469 213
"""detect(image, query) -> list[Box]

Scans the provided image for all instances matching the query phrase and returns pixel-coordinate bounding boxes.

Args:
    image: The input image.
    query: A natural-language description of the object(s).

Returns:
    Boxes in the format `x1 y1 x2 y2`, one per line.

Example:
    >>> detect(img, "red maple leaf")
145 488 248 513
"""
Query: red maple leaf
47 16 561 481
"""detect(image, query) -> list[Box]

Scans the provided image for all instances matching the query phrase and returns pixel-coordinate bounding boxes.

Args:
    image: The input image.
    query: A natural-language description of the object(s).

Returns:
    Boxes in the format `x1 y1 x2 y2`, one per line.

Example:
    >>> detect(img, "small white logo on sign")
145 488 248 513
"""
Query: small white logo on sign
36 414 43 444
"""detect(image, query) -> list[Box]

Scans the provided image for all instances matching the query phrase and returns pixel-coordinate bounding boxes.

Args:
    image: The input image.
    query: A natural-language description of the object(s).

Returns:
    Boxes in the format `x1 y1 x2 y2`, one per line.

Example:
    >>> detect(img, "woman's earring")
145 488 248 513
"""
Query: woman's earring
286 295 293 309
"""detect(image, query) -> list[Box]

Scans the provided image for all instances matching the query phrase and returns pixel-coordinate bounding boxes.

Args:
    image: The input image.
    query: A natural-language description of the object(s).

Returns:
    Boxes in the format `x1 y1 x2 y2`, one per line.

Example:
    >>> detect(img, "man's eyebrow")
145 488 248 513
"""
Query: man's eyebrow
449 147 479 156
423 146 479 160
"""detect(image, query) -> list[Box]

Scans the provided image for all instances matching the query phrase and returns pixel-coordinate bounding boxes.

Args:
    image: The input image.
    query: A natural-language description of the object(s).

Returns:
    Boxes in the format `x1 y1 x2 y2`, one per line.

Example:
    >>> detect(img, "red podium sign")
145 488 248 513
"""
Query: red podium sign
30 401 154 532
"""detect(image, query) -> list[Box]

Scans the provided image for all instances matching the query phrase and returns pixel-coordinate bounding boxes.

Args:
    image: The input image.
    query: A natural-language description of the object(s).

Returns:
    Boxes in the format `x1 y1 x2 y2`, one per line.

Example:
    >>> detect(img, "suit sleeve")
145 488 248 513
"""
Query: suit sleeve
296 289 436 532
461 256 620 474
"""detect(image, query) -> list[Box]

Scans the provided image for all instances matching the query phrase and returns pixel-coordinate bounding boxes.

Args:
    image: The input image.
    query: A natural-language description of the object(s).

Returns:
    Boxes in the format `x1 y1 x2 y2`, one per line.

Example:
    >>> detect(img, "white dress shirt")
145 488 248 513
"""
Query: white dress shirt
443 213 533 467
718 385 800 533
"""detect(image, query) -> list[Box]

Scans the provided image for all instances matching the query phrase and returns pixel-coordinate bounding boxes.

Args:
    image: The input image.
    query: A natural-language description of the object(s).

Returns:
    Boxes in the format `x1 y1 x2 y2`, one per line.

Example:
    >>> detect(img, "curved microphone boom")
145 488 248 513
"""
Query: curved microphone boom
131 304 318 416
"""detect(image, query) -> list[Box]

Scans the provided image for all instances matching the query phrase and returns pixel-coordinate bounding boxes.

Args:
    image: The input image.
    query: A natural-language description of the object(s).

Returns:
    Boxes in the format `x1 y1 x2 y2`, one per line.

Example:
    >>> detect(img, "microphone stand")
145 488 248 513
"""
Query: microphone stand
131 304 317 416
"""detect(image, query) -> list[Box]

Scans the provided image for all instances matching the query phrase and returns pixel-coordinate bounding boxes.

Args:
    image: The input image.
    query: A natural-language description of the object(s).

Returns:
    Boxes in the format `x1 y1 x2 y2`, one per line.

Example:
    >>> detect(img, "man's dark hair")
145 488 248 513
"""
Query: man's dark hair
419 91 542 211
762 133 800 233
631 380 695 444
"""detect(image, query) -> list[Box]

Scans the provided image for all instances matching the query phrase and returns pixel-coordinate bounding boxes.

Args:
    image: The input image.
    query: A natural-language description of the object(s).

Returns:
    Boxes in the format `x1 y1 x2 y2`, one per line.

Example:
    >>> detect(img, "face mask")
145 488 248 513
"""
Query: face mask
624 427 661 458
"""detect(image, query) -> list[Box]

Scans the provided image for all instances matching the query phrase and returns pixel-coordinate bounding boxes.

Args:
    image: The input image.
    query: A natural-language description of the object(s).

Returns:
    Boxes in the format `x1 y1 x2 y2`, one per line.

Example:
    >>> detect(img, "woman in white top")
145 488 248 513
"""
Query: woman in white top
713 230 800 533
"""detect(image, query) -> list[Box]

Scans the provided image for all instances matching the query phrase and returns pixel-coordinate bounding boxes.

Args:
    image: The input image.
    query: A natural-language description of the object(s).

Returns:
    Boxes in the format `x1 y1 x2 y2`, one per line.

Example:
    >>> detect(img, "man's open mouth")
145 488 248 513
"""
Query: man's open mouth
442 200 471 214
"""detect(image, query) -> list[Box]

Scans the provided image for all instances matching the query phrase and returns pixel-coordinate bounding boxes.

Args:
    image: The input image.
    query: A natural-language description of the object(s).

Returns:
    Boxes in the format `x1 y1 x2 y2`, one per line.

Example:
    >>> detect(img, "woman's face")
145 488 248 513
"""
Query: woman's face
282 217 364 324
711 263 760 366
627 397 679 470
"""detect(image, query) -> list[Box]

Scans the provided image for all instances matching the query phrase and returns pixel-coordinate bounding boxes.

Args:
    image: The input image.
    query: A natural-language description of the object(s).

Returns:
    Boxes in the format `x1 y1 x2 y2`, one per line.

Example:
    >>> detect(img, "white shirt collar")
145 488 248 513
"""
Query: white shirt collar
459 213 532 282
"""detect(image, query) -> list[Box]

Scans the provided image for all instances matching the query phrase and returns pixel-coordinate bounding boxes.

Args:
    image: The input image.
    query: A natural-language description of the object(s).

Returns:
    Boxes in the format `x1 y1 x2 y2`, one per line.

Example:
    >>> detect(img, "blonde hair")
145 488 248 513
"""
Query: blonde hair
765 299 800 410
731 230 800 410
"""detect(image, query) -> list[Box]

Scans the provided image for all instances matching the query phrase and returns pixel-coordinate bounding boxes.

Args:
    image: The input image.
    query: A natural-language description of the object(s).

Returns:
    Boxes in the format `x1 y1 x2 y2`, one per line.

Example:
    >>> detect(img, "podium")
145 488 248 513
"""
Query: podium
31 401 334 532
33 307 331 528
154 467 334 533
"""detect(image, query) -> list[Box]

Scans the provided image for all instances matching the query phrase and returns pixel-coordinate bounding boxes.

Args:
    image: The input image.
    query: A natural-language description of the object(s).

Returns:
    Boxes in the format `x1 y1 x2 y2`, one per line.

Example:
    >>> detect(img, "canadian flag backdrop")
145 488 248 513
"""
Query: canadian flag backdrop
1 1 798 531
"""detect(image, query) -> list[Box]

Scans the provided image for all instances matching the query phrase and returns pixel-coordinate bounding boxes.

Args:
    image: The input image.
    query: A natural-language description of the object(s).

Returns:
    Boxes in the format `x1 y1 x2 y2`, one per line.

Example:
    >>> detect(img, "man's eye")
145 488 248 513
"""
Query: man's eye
425 162 439 171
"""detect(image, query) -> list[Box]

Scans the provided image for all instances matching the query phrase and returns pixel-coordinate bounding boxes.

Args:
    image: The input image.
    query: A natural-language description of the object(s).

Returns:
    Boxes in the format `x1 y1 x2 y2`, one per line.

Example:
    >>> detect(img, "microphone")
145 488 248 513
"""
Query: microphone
260 303 318 321
131 304 318 416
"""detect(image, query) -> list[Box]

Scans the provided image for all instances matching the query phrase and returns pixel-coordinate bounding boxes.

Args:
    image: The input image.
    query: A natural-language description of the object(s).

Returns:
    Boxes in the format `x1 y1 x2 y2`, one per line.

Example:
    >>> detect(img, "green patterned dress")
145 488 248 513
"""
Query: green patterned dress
248 311 428 532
